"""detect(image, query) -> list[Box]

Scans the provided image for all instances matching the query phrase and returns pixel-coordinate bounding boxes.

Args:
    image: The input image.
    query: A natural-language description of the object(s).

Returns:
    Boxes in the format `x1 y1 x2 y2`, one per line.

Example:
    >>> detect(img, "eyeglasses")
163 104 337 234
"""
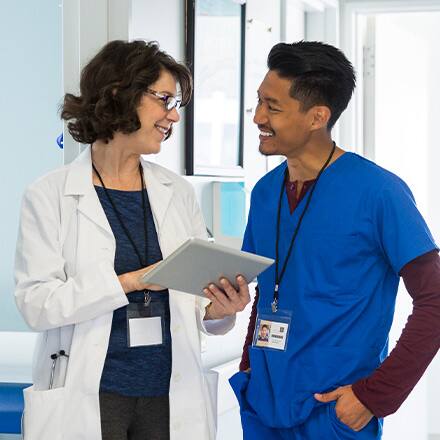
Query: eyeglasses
145 89 182 111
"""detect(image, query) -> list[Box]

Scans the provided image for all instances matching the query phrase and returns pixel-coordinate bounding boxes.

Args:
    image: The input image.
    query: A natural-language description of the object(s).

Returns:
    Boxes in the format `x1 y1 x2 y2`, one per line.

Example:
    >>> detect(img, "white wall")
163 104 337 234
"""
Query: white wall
374 11 440 439
284 0 305 41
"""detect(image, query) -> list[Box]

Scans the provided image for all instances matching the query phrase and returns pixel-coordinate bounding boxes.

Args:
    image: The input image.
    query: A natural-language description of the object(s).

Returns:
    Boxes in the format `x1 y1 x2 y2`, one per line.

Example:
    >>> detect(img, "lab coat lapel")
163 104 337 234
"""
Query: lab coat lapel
141 160 173 232
64 147 113 237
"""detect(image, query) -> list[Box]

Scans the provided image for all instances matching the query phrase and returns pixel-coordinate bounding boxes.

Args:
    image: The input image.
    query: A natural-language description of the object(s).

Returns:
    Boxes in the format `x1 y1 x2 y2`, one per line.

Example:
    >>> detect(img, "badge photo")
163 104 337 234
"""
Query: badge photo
252 308 292 351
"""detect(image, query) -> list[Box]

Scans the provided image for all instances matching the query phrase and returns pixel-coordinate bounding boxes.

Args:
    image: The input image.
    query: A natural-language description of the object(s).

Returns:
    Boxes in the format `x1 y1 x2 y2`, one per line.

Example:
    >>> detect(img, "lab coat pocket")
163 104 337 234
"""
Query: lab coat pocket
22 386 65 440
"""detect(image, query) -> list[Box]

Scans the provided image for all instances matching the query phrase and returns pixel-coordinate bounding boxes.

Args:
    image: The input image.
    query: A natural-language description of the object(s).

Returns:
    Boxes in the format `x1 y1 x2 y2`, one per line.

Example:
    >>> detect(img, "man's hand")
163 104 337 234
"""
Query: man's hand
203 275 250 320
314 385 373 432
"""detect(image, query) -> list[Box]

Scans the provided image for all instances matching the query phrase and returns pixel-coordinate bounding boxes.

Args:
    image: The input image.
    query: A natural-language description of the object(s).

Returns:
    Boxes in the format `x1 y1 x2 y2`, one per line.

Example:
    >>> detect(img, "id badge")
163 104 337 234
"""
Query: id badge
252 308 292 352
126 296 165 348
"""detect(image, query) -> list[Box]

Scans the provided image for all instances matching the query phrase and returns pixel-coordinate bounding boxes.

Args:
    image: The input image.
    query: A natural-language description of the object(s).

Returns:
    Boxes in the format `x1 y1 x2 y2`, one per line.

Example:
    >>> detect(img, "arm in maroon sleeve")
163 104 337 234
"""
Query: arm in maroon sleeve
239 286 259 371
352 250 440 417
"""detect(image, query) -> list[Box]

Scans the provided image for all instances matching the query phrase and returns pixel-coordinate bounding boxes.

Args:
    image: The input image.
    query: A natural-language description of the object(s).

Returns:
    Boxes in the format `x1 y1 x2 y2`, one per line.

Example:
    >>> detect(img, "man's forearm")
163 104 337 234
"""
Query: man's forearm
239 286 259 371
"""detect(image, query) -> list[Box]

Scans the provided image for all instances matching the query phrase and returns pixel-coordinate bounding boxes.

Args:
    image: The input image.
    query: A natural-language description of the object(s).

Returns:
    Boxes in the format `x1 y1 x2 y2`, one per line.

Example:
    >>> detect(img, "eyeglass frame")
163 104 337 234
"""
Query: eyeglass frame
145 88 182 111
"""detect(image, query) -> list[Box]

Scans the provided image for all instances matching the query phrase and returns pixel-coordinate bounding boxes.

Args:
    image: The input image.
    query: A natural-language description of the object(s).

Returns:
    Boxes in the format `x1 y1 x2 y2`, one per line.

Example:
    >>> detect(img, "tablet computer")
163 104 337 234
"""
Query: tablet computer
140 237 274 296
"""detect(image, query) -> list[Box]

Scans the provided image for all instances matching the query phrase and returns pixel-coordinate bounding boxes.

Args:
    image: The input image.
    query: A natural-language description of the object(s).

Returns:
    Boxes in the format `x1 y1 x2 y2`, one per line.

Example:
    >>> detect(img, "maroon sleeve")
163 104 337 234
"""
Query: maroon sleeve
239 286 259 371
352 250 440 417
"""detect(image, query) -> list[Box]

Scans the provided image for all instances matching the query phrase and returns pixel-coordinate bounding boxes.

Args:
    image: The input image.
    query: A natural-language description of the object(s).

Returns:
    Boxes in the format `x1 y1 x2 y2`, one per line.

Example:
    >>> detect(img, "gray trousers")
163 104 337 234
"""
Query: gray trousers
99 392 170 440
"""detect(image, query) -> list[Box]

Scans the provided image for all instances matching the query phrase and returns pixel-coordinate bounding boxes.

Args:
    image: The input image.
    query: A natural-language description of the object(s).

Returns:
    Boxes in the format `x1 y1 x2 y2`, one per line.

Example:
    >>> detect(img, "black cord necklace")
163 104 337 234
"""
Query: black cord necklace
272 141 336 313
92 162 150 302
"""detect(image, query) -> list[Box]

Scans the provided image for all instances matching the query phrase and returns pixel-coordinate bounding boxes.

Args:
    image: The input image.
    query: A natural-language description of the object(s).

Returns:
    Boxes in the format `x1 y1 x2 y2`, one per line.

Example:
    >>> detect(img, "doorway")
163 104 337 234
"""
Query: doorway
342 4 440 439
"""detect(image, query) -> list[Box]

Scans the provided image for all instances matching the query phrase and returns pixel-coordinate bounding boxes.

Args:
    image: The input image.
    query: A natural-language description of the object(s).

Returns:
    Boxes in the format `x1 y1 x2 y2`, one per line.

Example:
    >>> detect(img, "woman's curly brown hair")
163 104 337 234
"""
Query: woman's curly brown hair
60 40 192 144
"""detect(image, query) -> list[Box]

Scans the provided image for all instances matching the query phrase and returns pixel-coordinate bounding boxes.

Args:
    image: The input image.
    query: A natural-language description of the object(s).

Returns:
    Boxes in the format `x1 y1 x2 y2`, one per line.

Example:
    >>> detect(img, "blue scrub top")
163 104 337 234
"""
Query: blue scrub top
241 152 436 428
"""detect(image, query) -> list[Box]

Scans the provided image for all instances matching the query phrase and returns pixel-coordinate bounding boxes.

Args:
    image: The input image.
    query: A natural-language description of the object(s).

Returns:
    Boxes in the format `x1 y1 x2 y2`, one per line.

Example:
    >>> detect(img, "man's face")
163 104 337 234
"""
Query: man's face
254 70 313 157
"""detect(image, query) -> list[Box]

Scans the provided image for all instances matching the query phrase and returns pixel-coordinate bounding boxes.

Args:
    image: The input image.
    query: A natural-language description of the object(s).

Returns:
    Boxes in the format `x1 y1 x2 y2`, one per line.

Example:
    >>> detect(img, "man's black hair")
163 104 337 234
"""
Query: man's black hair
267 41 356 130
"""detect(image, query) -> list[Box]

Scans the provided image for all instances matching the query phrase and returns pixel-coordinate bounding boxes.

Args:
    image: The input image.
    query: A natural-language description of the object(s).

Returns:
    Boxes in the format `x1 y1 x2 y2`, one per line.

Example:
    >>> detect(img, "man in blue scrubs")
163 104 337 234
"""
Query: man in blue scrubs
230 41 440 439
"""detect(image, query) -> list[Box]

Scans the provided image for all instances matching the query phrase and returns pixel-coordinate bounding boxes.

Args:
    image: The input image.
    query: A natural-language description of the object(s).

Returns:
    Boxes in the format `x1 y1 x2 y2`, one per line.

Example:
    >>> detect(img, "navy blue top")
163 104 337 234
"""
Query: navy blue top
96 186 172 397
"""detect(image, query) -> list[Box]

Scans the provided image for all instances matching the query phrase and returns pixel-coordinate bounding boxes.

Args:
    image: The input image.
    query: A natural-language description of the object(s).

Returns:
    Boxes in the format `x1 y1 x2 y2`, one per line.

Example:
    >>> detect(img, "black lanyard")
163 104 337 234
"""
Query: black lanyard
272 142 336 313
93 162 150 301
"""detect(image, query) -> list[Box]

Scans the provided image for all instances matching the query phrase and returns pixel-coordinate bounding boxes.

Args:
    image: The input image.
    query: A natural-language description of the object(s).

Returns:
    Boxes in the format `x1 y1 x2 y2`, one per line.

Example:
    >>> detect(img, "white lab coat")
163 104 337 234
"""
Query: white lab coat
14 147 235 440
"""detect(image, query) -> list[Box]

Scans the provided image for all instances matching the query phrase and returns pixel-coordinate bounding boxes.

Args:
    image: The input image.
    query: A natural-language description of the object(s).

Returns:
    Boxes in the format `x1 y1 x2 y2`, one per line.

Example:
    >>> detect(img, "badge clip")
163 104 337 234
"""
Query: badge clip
272 284 279 313
143 290 151 307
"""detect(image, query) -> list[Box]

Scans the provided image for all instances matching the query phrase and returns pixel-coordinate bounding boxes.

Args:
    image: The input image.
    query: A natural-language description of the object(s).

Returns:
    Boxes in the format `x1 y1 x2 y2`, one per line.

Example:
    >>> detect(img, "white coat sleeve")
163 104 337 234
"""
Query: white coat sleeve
186 186 236 336
14 183 128 332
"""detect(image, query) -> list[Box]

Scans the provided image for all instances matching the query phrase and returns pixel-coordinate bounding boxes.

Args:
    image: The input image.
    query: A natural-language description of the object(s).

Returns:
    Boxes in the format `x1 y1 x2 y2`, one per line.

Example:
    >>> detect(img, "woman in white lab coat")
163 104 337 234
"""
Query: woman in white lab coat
14 40 250 440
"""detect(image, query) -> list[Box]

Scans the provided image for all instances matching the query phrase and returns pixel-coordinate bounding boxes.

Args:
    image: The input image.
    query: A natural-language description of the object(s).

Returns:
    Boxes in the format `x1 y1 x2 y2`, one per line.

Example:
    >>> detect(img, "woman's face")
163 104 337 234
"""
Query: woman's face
127 69 180 155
